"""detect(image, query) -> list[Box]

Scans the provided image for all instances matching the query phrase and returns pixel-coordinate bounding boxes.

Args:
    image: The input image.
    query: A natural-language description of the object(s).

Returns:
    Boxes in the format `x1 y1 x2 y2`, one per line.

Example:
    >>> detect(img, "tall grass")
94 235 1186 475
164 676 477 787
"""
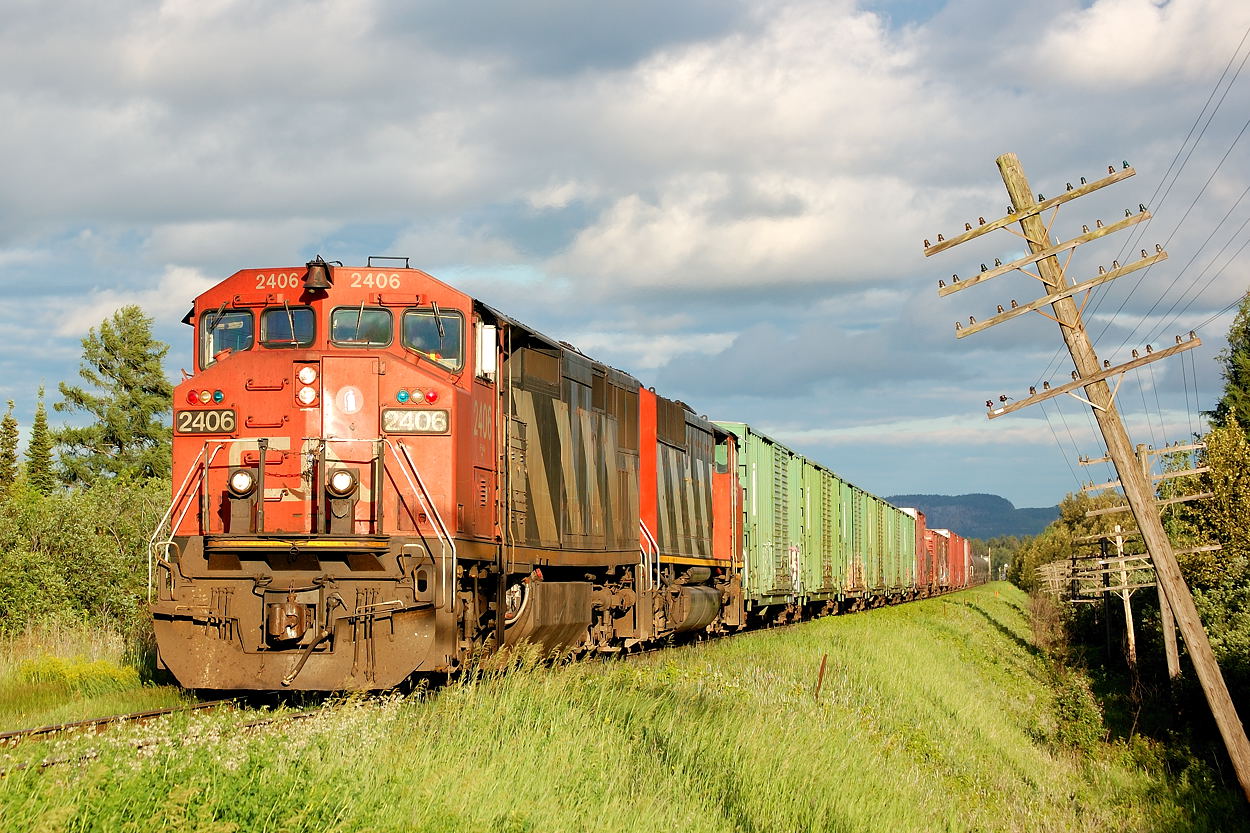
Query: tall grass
0 620 187 732
1 584 1244 832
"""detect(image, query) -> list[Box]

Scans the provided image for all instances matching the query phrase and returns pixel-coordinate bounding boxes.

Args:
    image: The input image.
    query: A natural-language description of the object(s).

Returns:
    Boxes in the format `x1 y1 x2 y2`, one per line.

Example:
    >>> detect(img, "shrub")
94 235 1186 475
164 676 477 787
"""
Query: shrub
18 654 140 696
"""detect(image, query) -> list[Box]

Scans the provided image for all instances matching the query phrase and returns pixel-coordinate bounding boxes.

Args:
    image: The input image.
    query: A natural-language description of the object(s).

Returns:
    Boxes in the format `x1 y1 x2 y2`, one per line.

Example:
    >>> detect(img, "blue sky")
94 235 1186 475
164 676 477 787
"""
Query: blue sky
2 0 1248 508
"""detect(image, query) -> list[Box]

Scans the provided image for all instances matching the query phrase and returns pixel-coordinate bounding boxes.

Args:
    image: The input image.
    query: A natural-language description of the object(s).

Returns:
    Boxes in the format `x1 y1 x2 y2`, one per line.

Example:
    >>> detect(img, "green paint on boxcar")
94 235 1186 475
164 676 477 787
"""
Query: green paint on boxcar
714 420 920 611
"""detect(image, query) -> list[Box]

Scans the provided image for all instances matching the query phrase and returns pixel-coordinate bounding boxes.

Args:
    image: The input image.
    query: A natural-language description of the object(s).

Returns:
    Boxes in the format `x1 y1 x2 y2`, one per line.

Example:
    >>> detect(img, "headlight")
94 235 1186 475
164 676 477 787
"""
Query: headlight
228 468 257 497
297 365 318 385
327 469 358 497
297 385 318 406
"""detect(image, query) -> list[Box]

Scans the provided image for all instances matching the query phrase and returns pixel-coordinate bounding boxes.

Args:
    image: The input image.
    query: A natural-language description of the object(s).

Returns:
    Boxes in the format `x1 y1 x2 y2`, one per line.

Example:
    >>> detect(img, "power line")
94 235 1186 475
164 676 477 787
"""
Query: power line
1033 24 1250 386
1145 215 1250 347
1039 399 1081 487
1094 108 1250 350
1112 27 1250 267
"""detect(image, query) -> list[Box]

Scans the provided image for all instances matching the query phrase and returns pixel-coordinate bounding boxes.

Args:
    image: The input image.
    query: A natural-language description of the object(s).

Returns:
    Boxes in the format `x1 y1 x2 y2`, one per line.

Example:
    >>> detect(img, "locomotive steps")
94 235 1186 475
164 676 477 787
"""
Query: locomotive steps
2 583 1246 831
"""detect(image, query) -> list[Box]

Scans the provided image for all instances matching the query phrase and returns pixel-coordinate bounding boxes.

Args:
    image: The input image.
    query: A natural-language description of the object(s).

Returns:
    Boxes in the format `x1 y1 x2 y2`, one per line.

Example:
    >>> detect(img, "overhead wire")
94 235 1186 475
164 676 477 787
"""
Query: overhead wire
1031 23 1250 387
1146 361 1167 441
1141 198 1250 344
1100 109 1250 350
1110 26 1250 267
1181 346 1195 439
1188 343 1206 433
1040 399 1082 488
1136 375 1159 448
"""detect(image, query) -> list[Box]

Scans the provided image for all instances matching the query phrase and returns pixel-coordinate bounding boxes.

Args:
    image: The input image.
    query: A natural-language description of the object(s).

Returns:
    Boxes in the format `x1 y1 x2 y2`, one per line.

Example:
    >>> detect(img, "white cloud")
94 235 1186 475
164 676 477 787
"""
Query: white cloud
142 219 339 268
1036 0 1250 87
54 265 217 336
772 414 1058 447
1 0 1246 507
563 329 735 370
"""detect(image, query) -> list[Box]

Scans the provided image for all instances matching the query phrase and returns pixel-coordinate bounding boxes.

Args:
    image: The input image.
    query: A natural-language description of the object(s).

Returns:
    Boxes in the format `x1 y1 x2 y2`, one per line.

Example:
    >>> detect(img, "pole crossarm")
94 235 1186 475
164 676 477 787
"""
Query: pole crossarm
923 165 1136 257
937 210 1150 298
1079 454 1112 465
1082 465 1209 493
1147 442 1206 456
1176 544 1223 556
1074 561 1149 573
1085 492 1215 517
956 250 1166 338
1074 530 1141 543
987 335 1201 419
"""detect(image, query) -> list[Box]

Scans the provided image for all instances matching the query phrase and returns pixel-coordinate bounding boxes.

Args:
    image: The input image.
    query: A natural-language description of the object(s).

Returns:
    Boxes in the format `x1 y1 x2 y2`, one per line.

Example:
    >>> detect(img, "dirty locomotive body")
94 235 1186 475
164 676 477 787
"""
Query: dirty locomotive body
151 260 982 691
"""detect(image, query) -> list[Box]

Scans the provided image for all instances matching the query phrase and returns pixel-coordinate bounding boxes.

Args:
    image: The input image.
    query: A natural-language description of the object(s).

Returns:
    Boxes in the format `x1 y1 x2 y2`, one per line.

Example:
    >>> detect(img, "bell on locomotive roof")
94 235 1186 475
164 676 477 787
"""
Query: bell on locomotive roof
303 256 332 290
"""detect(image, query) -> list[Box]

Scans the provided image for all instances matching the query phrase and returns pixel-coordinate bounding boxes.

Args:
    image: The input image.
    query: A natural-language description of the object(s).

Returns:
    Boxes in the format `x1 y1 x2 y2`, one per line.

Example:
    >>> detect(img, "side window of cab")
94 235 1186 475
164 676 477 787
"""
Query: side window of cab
201 310 254 368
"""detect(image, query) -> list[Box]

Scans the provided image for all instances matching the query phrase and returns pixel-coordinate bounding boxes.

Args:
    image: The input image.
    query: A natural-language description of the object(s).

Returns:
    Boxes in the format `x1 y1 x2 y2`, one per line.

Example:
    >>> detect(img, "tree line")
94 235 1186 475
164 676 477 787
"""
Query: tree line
0 305 172 643
0 305 172 495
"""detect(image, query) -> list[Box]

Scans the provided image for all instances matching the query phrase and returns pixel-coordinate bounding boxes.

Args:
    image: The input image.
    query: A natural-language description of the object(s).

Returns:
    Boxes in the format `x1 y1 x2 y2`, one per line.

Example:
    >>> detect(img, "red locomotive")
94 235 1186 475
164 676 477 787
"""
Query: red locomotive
149 258 981 690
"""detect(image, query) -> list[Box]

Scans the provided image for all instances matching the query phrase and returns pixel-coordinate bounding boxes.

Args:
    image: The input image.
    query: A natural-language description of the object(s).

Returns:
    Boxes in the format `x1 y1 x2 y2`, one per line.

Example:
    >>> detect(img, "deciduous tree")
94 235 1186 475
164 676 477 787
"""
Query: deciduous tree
1207 290 1250 436
55 306 172 483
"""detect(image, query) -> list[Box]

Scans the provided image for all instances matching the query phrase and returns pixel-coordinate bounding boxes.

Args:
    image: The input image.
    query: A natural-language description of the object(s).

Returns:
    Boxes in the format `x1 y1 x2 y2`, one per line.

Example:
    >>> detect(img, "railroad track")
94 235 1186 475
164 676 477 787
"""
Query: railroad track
0 698 323 777
0 699 240 748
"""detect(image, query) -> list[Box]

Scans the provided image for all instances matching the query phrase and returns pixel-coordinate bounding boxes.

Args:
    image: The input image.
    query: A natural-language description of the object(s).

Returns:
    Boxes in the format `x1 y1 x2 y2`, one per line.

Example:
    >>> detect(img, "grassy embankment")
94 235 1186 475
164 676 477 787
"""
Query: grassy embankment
2 582 1245 832
0 621 187 732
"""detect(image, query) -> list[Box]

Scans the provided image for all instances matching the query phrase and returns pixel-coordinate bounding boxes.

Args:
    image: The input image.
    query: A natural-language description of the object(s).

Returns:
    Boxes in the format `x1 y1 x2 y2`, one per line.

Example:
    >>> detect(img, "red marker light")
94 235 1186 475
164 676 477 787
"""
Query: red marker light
424 389 439 404
186 390 199 405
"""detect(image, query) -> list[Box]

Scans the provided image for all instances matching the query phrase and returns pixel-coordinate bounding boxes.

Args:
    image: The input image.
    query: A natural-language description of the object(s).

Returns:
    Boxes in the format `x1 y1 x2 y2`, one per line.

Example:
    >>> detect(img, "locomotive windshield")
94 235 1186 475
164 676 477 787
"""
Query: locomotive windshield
402 308 463 371
260 305 315 348
200 310 253 367
330 306 392 347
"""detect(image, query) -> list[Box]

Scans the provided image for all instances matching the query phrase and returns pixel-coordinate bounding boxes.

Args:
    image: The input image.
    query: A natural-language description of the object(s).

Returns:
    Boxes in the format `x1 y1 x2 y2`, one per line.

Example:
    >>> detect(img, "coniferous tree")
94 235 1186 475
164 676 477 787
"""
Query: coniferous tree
25 386 54 495
1207 290 1250 436
55 305 173 483
0 399 18 502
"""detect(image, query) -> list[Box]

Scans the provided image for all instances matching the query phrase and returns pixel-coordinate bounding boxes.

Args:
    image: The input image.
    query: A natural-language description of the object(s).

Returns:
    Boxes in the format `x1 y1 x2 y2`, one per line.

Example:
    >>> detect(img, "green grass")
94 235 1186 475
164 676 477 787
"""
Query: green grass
0 584 1244 832
0 621 188 732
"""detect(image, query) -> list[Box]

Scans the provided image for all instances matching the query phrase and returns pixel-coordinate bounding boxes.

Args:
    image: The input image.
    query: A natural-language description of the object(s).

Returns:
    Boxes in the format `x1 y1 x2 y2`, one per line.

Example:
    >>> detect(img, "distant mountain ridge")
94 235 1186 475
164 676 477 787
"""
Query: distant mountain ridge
885 493 1057 540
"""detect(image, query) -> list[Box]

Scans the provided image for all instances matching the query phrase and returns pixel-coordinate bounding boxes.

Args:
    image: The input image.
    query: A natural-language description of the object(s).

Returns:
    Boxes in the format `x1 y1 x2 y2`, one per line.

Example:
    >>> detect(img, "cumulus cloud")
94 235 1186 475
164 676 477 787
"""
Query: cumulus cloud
2 0 1248 505
54 265 217 336
1036 0 1250 87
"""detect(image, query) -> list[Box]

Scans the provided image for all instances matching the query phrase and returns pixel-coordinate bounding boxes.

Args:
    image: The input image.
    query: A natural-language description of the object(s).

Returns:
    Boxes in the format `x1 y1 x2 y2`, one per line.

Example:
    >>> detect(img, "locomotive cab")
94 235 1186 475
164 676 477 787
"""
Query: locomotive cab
152 260 496 689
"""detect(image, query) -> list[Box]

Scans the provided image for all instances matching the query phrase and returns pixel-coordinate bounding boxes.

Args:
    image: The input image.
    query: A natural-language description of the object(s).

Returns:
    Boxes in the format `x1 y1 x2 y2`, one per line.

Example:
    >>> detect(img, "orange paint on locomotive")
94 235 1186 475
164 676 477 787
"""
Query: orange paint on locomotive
170 266 491 543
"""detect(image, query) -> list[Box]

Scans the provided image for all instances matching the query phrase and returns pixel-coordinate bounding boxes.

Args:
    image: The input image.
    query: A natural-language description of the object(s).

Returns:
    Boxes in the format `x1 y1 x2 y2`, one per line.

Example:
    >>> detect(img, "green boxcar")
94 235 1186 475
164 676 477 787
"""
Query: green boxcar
800 461 846 603
713 422 802 608
715 420 918 609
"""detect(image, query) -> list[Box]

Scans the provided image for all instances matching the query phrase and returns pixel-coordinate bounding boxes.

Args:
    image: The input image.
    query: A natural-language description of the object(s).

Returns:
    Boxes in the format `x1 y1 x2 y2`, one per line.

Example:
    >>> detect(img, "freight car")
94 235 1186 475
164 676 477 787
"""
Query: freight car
148 259 981 691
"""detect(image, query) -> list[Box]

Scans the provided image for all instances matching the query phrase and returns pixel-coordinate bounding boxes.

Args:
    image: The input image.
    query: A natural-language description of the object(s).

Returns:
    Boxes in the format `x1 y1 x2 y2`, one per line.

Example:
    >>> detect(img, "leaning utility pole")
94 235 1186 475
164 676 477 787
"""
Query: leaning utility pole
925 153 1250 801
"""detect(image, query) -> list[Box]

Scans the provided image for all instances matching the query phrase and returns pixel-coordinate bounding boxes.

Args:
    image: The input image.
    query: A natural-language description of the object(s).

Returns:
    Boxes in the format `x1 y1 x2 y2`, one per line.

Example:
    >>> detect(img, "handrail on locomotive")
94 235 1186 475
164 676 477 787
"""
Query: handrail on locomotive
149 433 455 609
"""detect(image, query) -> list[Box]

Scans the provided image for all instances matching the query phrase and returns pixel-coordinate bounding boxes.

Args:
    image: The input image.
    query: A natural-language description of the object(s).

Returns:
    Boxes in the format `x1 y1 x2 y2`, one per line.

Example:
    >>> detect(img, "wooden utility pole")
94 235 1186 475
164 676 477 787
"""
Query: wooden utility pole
1113 525 1137 669
1139 444 1180 682
1080 440 1212 683
925 153 1250 802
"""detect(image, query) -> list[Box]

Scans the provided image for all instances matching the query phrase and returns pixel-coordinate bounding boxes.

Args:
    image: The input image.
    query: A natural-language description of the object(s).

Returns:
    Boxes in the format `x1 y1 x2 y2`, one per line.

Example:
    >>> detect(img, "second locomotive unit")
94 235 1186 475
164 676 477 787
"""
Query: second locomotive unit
149 258 978 690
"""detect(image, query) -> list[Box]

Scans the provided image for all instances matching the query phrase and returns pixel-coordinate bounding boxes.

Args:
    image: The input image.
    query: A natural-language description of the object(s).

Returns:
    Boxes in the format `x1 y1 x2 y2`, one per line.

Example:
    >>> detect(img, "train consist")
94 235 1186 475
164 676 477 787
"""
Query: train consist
149 259 985 690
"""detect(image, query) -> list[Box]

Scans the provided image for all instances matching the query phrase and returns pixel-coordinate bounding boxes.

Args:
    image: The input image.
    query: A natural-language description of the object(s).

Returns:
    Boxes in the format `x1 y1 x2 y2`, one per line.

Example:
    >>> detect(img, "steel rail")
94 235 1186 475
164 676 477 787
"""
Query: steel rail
0 699 238 747
0 705 322 777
